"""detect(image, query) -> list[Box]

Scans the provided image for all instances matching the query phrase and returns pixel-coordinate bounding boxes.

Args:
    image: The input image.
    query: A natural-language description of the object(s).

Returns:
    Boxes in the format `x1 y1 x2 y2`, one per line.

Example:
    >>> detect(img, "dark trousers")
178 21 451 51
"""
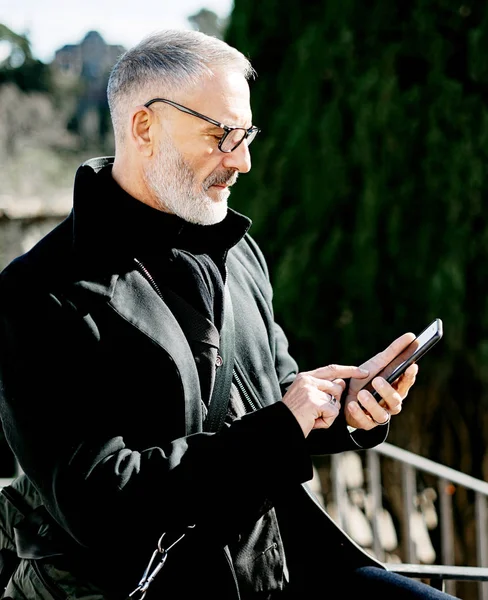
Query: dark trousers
345 567 459 599
148 563 462 600
269 566 460 600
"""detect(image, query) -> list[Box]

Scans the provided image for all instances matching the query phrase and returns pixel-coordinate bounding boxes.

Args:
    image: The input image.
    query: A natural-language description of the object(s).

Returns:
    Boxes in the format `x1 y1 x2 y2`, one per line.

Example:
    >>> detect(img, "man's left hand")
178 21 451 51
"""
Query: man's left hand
343 332 419 430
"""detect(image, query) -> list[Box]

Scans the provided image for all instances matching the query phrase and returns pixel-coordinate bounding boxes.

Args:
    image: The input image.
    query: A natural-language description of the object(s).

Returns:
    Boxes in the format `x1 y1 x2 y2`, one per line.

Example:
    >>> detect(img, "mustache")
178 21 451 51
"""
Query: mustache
204 170 238 189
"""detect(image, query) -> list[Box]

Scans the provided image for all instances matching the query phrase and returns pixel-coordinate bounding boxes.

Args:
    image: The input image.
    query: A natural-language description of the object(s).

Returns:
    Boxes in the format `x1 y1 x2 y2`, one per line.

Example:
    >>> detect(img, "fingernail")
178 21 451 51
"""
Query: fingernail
359 368 369 375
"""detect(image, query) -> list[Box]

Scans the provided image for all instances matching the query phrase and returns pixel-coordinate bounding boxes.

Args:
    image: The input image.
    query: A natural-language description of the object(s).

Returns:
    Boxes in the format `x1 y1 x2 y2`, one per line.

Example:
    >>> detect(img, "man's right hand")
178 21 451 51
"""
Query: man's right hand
282 365 369 437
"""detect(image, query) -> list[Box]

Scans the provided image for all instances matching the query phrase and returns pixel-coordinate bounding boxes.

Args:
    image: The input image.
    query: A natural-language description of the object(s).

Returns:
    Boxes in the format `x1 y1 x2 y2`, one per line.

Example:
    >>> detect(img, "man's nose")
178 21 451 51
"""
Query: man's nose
221 142 252 174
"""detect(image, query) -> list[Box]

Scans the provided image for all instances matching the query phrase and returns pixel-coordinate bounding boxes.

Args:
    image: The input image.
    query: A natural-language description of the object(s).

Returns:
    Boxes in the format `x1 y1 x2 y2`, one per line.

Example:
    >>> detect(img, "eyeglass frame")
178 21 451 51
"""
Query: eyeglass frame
143 97 261 153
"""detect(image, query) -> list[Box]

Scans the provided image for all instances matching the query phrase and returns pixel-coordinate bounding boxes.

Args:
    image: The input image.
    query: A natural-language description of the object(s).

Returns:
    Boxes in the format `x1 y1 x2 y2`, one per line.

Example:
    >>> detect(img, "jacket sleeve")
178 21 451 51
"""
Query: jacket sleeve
306 411 389 455
240 234 298 394
273 321 299 394
240 234 387 455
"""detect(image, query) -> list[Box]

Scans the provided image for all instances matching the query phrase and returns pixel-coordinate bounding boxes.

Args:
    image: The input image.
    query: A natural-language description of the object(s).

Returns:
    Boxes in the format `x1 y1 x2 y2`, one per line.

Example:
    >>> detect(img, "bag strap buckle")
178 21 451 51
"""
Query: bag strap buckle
126 526 195 599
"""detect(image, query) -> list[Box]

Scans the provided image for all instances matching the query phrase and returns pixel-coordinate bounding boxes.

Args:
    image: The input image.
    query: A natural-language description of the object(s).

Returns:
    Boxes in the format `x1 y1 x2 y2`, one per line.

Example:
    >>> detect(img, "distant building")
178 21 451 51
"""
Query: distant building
53 30 124 81
52 31 125 147
188 8 228 39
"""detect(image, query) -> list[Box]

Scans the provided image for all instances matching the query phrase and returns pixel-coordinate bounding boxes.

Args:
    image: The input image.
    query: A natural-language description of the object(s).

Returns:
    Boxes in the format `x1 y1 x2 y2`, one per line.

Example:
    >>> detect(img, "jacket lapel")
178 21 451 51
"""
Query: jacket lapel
74 269 203 435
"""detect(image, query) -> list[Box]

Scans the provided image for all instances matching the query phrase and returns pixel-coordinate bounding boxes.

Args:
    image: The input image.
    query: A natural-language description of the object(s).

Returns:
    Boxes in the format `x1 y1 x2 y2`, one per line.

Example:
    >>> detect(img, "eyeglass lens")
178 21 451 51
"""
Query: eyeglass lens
221 128 258 152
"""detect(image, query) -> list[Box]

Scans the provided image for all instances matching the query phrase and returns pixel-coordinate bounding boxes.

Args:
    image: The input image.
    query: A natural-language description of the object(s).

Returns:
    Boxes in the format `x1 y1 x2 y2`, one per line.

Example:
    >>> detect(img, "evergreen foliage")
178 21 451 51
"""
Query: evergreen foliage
226 0 488 581
0 24 51 92
226 0 488 442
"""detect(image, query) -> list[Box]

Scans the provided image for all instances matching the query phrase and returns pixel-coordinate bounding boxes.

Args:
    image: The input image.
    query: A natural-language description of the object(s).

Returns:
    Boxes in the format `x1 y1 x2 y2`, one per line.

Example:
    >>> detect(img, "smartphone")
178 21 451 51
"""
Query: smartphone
360 318 443 401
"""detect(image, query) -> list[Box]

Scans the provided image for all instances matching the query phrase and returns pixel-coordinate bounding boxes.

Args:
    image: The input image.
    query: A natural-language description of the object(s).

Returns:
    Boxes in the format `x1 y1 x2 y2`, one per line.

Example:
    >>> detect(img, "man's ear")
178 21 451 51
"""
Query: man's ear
130 106 155 156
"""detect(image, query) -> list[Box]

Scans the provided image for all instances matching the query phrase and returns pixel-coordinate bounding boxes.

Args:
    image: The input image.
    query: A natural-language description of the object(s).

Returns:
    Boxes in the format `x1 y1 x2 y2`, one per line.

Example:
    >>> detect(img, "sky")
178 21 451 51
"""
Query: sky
0 0 234 63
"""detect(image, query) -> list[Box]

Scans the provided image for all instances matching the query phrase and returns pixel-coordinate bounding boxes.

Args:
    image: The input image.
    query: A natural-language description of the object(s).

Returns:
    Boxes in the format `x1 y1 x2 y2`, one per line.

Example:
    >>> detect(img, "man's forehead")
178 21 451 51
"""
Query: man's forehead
181 71 252 125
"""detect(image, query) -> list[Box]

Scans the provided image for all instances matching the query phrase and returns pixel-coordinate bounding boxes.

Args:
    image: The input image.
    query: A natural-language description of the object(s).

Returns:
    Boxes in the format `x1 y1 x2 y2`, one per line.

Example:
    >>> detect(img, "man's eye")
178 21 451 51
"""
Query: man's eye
205 134 223 143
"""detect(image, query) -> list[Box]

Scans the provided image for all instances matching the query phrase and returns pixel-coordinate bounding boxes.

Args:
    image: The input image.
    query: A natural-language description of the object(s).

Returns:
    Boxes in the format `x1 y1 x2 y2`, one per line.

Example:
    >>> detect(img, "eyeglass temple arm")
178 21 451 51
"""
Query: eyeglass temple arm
144 98 230 131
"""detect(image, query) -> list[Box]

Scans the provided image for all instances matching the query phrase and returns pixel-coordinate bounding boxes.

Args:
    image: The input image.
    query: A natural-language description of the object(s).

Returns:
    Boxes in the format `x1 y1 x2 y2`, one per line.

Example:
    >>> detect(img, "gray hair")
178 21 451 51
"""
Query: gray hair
107 29 256 141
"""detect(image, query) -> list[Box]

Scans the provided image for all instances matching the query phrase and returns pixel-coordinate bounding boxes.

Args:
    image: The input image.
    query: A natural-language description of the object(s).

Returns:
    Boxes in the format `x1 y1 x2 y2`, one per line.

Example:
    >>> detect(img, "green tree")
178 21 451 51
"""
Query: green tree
226 0 488 583
0 24 51 92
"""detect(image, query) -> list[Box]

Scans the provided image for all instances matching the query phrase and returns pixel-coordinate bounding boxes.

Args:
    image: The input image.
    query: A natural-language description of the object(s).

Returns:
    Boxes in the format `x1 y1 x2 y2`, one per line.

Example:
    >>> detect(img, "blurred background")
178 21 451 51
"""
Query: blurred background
1 0 488 596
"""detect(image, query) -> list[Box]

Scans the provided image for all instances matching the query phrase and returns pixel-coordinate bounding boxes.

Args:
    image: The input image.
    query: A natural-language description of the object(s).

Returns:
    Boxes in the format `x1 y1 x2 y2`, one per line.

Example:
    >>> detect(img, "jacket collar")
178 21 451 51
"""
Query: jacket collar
68 157 250 435
71 156 252 275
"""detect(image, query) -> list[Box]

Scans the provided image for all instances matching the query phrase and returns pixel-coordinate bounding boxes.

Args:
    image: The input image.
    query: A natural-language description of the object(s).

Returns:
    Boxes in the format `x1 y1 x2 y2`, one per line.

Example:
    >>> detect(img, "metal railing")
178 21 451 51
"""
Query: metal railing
329 443 488 598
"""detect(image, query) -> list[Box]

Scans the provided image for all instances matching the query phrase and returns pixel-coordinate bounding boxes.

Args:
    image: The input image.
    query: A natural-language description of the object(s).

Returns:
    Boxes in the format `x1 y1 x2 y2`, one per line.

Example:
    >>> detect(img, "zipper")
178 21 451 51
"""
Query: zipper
135 258 260 415
135 258 223 372
233 363 259 413
134 258 164 300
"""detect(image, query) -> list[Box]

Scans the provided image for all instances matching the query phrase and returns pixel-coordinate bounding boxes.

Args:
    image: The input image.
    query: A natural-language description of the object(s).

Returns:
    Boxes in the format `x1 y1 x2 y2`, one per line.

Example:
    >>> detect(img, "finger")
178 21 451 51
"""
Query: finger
370 411 391 426
332 378 347 392
368 363 419 406
324 392 340 408
405 363 419 377
354 390 392 427
308 377 346 399
313 416 336 429
359 332 416 374
345 399 378 430
359 384 402 416
314 395 340 429
393 364 418 398
314 415 337 429
308 365 369 381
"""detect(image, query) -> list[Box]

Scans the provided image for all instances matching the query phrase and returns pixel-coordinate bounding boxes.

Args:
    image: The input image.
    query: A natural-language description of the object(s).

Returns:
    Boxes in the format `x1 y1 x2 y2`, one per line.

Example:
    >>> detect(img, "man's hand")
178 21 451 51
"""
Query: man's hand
282 365 369 437
344 332 419 430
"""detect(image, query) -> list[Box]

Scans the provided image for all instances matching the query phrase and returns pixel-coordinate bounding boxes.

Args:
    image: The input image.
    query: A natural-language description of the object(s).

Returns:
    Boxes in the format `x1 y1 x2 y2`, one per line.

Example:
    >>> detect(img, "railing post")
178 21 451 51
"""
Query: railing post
331 454 346 529
367 449 385 561
475 492 488 600
438 478 455 564
402 463 416 562
438 478 456 596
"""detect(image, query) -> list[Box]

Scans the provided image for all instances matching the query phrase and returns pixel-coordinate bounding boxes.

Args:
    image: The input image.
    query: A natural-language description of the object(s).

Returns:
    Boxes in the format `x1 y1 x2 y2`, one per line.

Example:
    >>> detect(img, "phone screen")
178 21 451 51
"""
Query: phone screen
361 318 443 401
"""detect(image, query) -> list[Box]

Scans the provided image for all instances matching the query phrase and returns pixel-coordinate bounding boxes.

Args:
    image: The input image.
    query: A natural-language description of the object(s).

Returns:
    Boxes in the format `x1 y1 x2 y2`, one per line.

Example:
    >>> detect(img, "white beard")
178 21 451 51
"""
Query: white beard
144 137 237 225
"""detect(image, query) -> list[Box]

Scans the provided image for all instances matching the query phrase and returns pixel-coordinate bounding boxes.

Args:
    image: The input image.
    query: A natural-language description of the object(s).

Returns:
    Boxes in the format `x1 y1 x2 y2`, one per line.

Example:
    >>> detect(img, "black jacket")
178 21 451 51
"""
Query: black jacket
0 157 386 599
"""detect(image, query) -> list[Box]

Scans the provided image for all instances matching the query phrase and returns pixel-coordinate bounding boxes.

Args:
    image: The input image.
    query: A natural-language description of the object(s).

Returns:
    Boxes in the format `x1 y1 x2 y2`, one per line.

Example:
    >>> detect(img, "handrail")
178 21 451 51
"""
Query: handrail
328 443 488 598
373 442 488 495
370 443 488 598
388 565 488 582
387 564 488 592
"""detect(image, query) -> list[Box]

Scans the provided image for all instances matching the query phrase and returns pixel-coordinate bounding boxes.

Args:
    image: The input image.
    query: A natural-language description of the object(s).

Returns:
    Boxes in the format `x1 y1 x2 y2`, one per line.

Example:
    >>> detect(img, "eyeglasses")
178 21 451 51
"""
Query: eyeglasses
144 97 261 153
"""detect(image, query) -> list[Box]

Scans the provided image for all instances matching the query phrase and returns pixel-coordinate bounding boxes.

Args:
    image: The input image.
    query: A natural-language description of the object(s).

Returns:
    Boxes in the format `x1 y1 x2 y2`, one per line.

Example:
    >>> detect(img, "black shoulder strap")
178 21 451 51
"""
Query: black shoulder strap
128 285 235 599
203 284 235 432
139 271 235 433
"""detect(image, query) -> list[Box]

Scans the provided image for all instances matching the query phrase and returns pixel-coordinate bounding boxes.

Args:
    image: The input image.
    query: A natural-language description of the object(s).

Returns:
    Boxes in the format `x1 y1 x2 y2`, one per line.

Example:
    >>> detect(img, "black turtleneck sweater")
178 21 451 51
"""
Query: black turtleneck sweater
99 166 250 325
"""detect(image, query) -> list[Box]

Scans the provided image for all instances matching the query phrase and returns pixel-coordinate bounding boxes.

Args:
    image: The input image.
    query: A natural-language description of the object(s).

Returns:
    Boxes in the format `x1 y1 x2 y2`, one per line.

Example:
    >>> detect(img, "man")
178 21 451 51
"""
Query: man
0 30 455 600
